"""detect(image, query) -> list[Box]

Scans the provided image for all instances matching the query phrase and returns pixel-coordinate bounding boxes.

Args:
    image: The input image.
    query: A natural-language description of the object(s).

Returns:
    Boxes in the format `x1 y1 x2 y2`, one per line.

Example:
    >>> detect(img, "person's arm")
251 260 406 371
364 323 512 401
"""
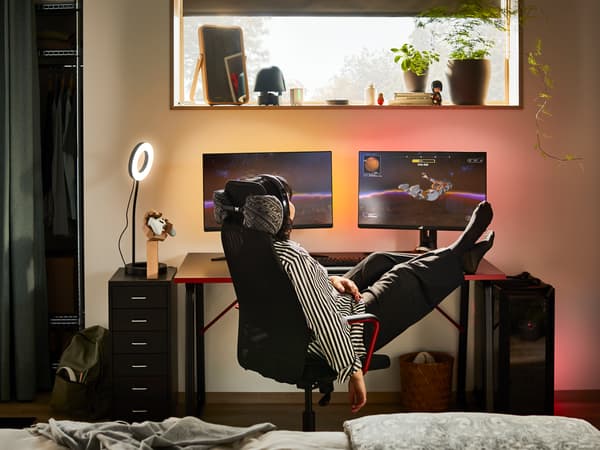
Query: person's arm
348 369 367 413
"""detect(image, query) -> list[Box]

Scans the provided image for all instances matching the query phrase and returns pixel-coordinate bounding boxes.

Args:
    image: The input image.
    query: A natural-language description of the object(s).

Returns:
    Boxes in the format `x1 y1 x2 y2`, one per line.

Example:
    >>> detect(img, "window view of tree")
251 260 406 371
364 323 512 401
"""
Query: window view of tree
182 15 511 105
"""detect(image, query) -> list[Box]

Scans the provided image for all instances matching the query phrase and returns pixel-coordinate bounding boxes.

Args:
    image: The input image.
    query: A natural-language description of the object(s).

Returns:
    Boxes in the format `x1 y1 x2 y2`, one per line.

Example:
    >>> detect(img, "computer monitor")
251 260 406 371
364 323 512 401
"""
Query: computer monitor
203 151 333 231
358 150 487 250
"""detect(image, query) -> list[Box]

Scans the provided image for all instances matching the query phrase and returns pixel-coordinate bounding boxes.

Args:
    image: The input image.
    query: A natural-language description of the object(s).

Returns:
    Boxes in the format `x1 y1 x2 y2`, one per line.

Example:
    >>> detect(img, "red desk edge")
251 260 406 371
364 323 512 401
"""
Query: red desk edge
174 252 506 283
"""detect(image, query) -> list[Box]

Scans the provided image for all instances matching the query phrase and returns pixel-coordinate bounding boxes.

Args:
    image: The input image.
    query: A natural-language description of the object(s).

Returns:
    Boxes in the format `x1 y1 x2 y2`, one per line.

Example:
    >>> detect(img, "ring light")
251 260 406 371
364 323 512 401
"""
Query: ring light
128 142 154 181
124 141 166 276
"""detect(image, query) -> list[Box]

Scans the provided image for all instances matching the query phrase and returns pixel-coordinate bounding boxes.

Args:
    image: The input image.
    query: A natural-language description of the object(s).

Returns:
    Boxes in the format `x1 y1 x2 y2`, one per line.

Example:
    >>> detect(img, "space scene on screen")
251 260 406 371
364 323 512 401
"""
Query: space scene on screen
203 151 333 231
358 151 486 230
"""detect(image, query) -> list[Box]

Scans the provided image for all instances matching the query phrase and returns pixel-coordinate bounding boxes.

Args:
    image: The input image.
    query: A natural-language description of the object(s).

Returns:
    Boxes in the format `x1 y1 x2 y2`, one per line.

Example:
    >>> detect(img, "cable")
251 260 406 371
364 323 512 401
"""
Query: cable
117 179 136 267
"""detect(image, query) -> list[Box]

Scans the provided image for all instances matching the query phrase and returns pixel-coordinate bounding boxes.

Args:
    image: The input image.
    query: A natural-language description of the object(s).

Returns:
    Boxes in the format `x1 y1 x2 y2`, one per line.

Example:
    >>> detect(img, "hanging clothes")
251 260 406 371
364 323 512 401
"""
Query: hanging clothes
51 72 69 236
63 73 77 221
49 69 77 236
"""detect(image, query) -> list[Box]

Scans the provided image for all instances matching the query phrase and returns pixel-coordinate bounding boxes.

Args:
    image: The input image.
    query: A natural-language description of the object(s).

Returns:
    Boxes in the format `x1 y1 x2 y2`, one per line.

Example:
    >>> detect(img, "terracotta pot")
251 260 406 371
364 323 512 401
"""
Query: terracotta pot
403 70 428 92
446 59 491 105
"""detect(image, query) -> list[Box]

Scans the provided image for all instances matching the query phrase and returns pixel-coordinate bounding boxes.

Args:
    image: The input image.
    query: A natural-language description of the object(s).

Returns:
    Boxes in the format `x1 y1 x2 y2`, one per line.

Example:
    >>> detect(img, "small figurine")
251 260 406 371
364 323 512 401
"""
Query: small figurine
377 92 384 106
431 80 443 106
143 210 175 279
143 210 176 241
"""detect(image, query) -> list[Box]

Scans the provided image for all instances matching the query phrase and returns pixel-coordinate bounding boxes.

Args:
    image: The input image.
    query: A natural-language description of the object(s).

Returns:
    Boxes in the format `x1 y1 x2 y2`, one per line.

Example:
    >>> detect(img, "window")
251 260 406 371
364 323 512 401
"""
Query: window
172 0 520 107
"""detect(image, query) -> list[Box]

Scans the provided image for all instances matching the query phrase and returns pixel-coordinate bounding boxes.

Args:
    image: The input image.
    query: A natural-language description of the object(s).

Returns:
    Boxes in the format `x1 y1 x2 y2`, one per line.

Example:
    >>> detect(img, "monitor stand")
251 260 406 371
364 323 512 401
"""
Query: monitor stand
416 229 437 252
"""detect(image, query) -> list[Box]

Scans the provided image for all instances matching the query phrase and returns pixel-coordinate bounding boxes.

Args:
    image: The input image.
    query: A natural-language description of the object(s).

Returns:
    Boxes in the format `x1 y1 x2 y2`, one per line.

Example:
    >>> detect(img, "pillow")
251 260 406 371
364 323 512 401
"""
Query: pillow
212 189 231 225
243 195 283 235
213 190 283 235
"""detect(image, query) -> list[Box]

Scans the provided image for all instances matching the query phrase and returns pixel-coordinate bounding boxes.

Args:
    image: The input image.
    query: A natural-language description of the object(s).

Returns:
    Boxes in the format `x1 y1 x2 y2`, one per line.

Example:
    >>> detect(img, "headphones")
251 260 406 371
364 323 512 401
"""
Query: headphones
258 174 290 220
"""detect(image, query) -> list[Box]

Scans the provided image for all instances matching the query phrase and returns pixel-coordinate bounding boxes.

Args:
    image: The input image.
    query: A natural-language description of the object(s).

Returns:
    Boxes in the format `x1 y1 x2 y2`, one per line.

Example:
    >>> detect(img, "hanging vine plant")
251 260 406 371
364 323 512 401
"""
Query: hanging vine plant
528 39 583 163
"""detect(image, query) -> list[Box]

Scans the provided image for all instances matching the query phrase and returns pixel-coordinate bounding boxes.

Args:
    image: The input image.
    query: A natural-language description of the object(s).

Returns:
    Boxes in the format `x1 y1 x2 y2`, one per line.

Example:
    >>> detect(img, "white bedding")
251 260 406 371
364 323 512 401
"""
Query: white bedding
343 412 600 450
1 412 599 450
0 427 349 450
0 428 68 450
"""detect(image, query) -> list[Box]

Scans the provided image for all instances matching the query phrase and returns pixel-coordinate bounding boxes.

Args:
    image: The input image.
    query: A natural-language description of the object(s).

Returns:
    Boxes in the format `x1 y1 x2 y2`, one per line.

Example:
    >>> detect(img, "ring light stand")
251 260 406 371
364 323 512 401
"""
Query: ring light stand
125 142 167 276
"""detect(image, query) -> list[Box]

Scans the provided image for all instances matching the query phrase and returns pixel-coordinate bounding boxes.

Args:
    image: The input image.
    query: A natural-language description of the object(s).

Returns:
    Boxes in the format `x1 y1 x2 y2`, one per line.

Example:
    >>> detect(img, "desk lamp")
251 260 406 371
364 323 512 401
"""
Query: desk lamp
124 142 166 276
254 66 286 105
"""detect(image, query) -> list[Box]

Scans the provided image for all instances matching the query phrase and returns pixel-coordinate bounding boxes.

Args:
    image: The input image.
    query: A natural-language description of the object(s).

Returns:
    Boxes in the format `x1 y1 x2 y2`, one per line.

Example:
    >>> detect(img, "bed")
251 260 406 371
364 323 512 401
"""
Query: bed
1 412 599 449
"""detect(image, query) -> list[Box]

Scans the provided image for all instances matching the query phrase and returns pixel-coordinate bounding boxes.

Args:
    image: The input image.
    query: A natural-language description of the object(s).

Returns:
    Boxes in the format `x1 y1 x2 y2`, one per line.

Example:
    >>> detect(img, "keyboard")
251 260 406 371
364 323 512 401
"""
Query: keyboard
310 252 369 268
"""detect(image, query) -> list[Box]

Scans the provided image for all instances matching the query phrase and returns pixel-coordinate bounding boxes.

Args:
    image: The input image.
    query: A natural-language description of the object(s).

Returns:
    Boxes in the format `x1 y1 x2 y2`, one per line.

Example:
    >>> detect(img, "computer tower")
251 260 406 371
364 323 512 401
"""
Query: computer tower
474 274 555 414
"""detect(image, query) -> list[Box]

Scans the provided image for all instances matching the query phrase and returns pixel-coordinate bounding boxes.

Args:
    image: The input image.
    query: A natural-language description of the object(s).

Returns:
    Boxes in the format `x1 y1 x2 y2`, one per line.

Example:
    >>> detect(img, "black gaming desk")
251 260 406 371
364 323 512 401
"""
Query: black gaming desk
174 252 505 415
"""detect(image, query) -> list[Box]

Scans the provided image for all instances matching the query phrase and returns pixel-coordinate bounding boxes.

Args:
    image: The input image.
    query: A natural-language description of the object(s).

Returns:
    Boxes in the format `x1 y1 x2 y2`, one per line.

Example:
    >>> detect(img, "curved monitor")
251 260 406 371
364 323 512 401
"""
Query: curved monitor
203 151 333 231
358 150 487 249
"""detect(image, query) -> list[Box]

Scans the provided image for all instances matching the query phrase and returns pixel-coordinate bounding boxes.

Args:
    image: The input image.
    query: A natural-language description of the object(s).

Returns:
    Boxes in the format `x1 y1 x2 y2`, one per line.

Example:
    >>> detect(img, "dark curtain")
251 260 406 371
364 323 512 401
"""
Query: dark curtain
0 0 51 401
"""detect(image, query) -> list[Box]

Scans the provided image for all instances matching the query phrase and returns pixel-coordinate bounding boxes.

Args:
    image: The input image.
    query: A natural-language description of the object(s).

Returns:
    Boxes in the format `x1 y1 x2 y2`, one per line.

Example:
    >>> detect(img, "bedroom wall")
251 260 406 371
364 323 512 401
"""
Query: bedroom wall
83 0 599 393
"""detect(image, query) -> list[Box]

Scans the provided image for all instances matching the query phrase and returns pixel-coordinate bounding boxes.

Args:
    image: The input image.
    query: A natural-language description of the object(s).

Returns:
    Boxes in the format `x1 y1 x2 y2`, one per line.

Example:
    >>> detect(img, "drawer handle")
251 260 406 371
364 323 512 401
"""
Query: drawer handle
131 296 147 300
131 364 148 369
131 319 148 324
132 409 148 413
131 341 148 346
131 387 148 391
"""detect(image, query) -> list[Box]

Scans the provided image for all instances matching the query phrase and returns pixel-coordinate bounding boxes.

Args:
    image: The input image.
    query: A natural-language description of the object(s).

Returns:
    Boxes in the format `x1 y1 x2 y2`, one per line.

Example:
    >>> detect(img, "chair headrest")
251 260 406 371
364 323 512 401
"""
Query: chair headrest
213 181 284 235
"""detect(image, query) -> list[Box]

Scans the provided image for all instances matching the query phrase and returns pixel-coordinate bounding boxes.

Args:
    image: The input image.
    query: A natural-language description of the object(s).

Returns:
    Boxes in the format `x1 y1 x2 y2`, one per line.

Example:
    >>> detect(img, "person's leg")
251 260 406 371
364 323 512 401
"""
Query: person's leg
362 248 464 350
450 201 493 255
344 252 415 291
360 201 494 350
462 230 494 274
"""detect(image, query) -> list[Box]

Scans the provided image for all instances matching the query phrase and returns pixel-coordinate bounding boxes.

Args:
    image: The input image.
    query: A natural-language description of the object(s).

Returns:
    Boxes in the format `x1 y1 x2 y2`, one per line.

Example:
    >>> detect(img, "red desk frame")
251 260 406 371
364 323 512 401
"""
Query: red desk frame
174 252 505 415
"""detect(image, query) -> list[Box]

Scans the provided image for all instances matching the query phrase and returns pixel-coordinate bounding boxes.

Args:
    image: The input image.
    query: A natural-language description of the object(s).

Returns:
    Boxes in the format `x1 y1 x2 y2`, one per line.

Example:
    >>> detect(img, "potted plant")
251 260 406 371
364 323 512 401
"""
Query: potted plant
391 43 439 92
417 0 510 104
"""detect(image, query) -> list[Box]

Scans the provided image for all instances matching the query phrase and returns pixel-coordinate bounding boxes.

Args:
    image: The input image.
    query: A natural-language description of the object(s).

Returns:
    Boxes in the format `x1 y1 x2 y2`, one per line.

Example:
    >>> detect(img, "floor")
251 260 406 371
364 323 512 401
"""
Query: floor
0 391 598 432
202 401 405 432
201 394 600 432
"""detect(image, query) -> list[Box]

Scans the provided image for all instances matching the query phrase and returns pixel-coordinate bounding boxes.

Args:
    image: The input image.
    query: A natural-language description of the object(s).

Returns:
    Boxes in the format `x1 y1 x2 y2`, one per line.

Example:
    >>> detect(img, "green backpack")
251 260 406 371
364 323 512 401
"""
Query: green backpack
50 325 112 419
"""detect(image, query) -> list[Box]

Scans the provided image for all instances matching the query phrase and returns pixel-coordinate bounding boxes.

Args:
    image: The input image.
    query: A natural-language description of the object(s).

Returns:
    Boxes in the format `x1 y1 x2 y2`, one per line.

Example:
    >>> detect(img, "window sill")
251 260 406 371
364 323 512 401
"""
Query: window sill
171 103 521 110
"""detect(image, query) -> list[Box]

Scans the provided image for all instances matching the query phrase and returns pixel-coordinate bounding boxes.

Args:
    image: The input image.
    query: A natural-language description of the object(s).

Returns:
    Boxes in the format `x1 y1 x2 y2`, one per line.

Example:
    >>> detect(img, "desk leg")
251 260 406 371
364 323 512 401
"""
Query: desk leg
456 280 469 409
185 283 197 416
185 283 206 416
484 281 494 412
195 283 205 415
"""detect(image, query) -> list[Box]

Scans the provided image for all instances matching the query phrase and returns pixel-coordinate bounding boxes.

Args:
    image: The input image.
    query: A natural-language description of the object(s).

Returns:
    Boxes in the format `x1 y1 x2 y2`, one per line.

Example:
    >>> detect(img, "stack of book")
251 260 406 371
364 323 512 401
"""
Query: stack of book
389 92 433 106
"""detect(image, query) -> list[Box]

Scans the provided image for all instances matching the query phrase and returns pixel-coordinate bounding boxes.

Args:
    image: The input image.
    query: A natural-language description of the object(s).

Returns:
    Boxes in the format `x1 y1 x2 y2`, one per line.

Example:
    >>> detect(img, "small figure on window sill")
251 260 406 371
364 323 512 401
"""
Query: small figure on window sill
431 80 443 106
377 92 384 106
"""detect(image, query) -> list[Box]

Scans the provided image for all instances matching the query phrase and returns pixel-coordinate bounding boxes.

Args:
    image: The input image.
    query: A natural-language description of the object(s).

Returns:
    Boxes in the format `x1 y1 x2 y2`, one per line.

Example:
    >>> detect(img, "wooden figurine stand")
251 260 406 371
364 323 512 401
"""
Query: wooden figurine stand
143 210 176 280
146 240 159 279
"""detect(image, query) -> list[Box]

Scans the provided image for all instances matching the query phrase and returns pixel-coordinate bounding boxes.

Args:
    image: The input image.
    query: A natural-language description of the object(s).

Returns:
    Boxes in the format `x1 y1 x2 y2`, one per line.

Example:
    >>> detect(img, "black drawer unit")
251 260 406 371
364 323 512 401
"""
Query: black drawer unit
109 267 177 421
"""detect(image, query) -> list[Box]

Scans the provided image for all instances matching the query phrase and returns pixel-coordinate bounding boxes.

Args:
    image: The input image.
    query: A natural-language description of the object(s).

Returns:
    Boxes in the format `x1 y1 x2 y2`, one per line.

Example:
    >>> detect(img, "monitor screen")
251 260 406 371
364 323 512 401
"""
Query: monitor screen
358 150 486 246
203 151 333 231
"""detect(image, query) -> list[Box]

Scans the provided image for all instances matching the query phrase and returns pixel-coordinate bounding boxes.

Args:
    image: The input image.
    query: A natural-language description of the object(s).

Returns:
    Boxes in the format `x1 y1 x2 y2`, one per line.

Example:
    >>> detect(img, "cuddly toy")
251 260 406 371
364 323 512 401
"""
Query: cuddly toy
143 210 176 241
143 210 175 280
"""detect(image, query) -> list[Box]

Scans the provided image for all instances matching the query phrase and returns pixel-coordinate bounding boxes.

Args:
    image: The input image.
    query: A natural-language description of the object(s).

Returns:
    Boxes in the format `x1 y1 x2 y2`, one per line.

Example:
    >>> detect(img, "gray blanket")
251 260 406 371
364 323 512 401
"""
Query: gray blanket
29 416 276 450
343 412 600 450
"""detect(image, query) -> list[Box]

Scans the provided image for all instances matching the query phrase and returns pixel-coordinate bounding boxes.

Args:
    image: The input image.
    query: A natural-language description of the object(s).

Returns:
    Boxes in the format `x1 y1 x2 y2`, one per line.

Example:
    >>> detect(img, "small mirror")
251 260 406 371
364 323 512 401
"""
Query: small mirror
189 25 249 105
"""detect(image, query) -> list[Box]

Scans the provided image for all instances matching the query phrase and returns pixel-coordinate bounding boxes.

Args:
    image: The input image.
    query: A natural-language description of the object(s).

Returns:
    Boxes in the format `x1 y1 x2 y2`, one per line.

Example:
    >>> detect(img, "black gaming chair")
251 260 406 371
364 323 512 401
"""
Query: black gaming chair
217 176 390 431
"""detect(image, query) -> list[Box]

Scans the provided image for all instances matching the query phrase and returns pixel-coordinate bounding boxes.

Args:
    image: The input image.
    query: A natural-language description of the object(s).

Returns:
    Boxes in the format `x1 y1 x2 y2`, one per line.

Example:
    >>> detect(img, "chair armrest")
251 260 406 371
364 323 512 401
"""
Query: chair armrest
345 313 380 375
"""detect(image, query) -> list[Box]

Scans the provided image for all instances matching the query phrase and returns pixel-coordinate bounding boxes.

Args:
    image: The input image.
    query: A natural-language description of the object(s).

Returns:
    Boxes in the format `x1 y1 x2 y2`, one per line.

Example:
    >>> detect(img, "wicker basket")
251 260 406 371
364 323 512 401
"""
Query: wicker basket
399 351 454 412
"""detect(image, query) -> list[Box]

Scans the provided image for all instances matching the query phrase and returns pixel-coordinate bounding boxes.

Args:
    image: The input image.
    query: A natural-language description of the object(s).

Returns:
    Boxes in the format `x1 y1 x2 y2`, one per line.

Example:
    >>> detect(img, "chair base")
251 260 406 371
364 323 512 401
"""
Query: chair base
303 387 316 431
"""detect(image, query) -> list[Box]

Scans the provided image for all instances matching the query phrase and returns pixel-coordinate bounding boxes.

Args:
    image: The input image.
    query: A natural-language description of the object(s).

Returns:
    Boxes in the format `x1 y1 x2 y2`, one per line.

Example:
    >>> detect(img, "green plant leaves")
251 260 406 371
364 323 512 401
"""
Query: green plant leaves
529 38 582 163
390 44 439 76
417 0 508 60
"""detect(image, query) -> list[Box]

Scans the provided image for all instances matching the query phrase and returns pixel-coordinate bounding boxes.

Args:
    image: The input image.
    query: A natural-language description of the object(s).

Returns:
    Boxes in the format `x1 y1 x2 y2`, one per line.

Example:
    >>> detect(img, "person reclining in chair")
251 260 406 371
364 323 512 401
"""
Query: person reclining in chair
219 174 494 414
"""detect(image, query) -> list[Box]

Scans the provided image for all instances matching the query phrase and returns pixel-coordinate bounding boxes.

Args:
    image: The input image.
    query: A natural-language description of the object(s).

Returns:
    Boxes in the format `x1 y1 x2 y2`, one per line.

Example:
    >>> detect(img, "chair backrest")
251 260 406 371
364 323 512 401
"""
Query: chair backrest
219 179 311 384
